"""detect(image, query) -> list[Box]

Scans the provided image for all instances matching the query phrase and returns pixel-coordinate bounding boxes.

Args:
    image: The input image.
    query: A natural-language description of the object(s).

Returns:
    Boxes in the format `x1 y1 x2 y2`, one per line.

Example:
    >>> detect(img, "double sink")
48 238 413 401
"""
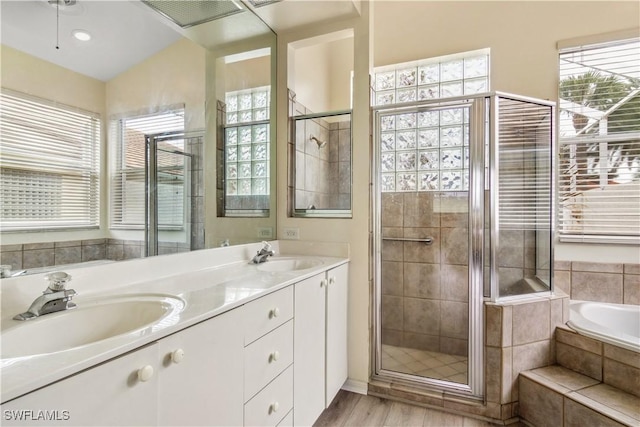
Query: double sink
1 257 323 360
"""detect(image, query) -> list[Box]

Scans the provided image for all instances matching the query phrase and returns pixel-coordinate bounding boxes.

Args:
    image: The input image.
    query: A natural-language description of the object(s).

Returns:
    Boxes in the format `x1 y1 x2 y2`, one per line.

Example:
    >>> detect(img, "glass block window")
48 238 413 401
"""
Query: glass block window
225 86 270 124
224 86 270 200
373 50 489 106
379 106 470 192
375 50 487 193
224 123 270 196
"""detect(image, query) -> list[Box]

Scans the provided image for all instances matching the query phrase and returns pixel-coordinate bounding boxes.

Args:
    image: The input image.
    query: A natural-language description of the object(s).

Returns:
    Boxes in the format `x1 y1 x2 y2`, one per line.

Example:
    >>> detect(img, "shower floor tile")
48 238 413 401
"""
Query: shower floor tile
381 344 468 383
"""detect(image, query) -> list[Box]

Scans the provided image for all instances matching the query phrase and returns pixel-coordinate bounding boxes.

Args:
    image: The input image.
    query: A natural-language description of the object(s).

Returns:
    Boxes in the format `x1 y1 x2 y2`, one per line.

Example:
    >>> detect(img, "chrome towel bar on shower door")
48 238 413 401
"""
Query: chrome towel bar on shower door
382 237 433 245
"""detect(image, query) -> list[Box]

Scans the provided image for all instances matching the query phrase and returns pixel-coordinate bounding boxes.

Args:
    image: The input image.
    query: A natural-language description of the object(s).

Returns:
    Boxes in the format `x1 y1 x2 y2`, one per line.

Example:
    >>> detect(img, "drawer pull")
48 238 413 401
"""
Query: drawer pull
171 348 185 364
137 365 154 382
269 307 280 319
320 279 327 288
269 350 280 363
269 401 279 414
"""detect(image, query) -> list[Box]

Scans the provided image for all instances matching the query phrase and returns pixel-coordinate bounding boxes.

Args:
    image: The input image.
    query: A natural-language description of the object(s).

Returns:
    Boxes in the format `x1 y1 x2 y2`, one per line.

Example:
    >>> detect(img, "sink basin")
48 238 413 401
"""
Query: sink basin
1 293 185 359
257 257 323 272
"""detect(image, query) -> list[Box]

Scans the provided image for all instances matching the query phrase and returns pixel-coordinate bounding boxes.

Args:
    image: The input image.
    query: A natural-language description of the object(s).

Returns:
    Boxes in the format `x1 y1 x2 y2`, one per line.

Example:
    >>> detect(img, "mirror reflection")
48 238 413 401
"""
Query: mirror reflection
208 47 276 247
0 0 276 275
287 31 354 218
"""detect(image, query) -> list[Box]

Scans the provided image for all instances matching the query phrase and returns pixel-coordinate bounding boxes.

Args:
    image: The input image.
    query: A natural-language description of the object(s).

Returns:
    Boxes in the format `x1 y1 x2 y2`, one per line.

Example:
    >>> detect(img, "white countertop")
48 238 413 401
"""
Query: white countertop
0 241 349 403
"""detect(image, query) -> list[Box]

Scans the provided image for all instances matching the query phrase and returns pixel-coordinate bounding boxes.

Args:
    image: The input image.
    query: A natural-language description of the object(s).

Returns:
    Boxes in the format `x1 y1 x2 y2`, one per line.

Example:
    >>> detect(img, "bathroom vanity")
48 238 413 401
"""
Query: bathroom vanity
0 242 349 426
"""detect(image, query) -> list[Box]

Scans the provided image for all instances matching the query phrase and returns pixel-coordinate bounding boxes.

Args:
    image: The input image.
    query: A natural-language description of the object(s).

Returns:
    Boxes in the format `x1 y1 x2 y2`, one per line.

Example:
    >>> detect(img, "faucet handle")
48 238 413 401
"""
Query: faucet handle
261 241 272 250
45 271 72 291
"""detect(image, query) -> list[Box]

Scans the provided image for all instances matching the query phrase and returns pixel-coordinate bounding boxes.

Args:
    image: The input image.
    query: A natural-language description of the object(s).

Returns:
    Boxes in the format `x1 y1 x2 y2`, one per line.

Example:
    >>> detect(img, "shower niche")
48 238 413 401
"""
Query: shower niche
373 92 554 397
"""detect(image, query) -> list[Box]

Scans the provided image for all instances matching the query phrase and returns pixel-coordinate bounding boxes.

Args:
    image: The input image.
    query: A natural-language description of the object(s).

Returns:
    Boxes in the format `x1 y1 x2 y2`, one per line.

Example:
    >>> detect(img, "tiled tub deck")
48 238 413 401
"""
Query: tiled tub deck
519 326 640 427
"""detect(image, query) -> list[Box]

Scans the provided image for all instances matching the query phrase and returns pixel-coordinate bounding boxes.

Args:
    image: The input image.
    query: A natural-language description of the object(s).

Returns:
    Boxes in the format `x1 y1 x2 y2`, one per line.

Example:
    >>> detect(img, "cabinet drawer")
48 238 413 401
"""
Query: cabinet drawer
244 320 293 400
244 286 293 345
244 366 293 427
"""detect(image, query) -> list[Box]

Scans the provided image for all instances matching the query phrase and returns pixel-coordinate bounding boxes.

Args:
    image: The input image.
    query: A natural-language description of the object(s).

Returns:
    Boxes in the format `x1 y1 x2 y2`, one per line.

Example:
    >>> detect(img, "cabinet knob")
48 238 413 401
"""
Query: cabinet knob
270 307 280 318
329 277 335 285
171 348 185 364
269 401 279 414
269 350 280 363
320 279 327 287
137 365 154 382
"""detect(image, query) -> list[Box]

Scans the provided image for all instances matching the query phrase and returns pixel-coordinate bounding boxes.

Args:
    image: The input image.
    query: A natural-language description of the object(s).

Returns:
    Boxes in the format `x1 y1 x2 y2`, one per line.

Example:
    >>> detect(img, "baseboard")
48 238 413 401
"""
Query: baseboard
341 378 368 395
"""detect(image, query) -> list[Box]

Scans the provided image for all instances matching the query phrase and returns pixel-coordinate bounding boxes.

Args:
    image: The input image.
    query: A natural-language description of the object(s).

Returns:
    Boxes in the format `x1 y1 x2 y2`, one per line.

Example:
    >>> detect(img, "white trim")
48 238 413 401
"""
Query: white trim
341 378 368 395
557 28 640 51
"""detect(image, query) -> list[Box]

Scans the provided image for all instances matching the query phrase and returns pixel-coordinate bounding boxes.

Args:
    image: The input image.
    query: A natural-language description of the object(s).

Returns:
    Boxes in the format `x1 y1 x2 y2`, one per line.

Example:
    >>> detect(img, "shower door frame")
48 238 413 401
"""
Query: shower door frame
144 131 194 257
371 94 488 398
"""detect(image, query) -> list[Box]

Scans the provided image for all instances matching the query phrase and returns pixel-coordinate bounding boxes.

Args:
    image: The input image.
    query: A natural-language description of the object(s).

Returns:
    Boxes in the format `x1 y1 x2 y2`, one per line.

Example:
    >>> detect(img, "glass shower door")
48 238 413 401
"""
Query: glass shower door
374 100 484 395
145 132 192 257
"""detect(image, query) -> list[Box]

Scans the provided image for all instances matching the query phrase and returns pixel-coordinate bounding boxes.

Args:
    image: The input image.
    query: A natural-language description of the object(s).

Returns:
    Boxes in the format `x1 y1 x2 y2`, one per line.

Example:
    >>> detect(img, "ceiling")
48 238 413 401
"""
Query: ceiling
0 0 362 82
0 0 183 82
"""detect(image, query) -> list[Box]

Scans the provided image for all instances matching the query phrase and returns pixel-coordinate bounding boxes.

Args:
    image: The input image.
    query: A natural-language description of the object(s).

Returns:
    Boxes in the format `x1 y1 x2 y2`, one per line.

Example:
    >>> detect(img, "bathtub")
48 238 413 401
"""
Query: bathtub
567 300 640 353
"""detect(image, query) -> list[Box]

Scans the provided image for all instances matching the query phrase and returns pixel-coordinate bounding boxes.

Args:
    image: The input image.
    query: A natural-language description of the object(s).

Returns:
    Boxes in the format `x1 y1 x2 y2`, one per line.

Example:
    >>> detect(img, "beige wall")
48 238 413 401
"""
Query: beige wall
106 37 206 131
0 45 108 244
372 0 640 263
291 36 354 113
328 38 354 111
224 55 271 92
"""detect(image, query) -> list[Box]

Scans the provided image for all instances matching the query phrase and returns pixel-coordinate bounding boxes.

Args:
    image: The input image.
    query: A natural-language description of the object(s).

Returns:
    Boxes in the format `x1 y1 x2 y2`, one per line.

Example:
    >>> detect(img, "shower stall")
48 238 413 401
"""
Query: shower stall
373 92 554 397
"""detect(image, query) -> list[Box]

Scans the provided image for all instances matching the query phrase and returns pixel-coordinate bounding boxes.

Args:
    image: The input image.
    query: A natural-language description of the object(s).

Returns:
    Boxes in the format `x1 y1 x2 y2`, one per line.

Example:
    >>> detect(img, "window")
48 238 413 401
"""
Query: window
372 49 489 192
558 38 640 242
110 108 185 228
373 50 489 107
223 86 270 215
0 89 100 231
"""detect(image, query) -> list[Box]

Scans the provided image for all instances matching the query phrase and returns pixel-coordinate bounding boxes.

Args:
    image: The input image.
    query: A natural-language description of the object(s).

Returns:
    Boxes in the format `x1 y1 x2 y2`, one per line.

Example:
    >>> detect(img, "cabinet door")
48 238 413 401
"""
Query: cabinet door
1 344 158 426
157 307 244 427
293 272 326 426
326 263 349 406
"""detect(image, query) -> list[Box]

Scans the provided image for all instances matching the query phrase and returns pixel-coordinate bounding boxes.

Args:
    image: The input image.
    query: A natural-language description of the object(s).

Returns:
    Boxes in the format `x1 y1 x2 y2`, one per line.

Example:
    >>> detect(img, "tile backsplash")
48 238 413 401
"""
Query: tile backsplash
0 239 191 272
554 261 640 305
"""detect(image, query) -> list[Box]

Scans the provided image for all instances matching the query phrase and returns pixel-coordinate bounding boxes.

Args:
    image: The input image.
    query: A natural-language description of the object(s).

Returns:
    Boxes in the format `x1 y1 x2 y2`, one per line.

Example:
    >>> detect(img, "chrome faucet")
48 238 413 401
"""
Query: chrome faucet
250 241 275 264
13 272 77 321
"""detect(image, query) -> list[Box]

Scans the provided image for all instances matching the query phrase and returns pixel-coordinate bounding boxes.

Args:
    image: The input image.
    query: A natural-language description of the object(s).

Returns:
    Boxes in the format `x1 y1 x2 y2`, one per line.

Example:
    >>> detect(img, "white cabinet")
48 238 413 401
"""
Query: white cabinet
2 261 349 427
2 308 245 427
292 272 326 426
325 263 349 405
293 263 349 427
157 307 244 426
1 344 159 426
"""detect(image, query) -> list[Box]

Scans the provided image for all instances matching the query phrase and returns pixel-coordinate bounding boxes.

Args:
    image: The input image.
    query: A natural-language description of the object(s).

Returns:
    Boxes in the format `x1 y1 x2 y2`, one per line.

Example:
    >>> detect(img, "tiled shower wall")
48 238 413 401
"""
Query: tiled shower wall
289 90 351 211
381 191 469 356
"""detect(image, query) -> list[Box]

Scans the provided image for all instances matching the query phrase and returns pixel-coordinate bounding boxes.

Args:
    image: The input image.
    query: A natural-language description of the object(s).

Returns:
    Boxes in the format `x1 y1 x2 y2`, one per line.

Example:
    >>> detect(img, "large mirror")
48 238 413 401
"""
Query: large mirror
0 0 276 275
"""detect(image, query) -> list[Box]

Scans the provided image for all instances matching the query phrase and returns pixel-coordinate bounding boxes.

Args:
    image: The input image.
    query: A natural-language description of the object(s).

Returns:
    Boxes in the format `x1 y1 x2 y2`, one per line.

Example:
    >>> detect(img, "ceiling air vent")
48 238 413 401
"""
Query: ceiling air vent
141 0 244 29
246 0 283 8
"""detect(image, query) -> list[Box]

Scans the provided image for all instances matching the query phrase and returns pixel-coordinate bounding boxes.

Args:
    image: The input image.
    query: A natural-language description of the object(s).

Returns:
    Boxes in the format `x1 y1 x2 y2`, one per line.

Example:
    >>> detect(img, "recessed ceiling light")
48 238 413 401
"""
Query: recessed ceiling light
72 29 91 42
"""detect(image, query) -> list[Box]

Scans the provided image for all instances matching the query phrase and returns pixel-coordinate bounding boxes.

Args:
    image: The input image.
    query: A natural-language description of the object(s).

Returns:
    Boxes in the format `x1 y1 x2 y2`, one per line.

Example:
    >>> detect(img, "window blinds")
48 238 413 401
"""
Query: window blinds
558 38 640 241
497 97 553 231
0 89 100 231
110 109 185 228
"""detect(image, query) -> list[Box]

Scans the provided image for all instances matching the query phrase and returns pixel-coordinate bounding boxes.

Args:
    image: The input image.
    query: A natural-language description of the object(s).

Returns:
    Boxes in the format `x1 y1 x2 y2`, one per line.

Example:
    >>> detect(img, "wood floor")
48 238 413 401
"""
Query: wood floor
313 390 508 427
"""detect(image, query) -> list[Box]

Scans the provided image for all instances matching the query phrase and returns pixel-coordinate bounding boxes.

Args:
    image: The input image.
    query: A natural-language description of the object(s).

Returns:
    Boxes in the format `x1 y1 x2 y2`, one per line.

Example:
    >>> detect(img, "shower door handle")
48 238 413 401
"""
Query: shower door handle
381 237 433 245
